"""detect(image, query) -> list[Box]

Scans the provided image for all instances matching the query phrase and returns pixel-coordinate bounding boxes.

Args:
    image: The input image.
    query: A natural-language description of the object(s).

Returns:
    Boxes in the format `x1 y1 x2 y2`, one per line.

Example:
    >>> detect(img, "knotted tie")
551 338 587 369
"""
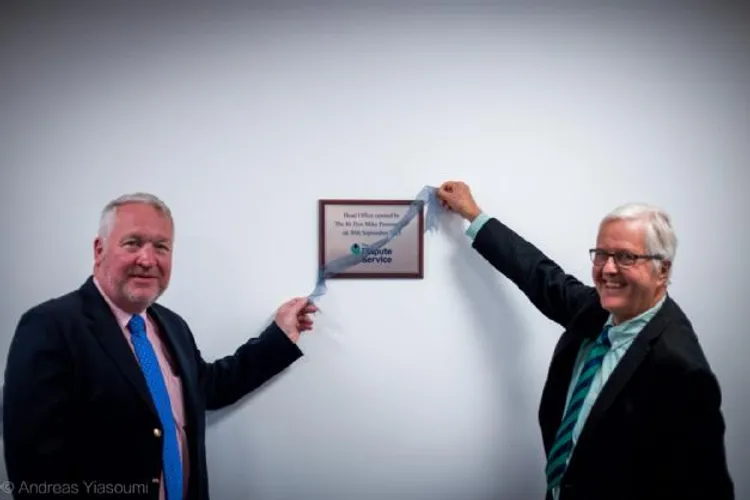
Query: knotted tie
545 325 612 491
127 315 183 500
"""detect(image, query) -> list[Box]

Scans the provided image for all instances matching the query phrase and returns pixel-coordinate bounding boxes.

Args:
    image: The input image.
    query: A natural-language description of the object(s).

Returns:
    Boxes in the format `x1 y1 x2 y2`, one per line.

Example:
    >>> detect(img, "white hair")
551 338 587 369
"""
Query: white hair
98 192 173 240
600 202 677 280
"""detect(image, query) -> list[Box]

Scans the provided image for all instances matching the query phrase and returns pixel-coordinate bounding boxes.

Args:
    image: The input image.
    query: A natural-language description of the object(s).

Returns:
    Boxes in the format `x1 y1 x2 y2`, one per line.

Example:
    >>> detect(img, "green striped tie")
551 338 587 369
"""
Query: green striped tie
545 326 612 491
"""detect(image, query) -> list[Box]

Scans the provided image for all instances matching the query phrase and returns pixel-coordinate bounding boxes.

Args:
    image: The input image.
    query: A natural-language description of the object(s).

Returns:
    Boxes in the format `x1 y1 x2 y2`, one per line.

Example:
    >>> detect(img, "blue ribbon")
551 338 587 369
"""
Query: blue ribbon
308 185 447 302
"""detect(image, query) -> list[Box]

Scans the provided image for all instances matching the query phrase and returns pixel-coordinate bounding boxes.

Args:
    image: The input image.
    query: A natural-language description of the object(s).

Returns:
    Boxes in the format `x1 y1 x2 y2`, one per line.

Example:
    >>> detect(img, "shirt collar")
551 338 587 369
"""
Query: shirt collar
93 277 146 330
604 294 667 348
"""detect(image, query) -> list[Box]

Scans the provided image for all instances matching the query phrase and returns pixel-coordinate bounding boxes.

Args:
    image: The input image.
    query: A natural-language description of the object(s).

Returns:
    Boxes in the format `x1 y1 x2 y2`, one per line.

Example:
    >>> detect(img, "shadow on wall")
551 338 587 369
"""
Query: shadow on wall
205 214 546 498
204 317 292 430
441 214 544 499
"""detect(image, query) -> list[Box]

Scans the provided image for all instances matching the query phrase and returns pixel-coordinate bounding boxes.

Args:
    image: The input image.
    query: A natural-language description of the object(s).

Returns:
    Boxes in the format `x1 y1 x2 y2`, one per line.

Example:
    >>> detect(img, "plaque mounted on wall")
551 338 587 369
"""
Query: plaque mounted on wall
318 199 424 279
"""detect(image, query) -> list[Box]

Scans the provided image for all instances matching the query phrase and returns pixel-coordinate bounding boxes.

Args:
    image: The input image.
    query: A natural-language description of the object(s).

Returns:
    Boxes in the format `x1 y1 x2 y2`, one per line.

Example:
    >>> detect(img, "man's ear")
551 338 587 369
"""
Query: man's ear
659 260 671 283
93 237 104 263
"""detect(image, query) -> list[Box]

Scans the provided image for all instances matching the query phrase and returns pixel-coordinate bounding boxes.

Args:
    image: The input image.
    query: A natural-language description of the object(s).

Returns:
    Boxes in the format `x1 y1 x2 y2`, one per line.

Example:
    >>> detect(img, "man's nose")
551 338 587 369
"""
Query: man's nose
602 255 619 273
135 245 157 266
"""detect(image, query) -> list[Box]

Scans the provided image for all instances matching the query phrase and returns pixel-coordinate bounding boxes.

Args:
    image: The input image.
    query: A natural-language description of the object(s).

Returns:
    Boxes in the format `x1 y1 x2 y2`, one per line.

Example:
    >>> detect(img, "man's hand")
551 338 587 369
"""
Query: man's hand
436 181 482 221
274 297 318 343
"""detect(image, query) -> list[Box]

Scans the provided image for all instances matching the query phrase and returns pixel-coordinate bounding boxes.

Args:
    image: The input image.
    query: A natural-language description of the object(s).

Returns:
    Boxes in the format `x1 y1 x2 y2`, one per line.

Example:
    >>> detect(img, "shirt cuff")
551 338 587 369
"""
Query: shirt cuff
465 212 490 241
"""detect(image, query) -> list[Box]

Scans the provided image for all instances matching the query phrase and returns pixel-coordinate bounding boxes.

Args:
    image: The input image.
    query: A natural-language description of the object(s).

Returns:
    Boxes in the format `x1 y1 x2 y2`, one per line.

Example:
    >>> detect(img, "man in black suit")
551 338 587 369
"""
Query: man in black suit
3 193 317 499
436 181 733 500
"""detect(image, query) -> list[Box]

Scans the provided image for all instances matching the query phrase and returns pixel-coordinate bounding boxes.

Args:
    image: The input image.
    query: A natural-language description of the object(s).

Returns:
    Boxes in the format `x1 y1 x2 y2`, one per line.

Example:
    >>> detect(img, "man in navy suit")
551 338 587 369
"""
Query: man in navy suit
437 181 733 499
3 193 317 499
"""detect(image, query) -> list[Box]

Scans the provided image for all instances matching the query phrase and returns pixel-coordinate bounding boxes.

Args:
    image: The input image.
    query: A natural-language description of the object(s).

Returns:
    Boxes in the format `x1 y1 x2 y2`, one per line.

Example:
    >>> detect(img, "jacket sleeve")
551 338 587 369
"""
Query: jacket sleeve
472 217 597 328
189 320 303 410
3 309 79 496
660 367 735 499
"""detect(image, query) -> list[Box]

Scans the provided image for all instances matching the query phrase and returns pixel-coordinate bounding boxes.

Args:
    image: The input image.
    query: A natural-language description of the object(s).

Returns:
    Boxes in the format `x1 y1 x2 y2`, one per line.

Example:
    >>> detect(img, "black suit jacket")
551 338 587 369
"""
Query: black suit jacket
472 217 734 500
3 276 303 499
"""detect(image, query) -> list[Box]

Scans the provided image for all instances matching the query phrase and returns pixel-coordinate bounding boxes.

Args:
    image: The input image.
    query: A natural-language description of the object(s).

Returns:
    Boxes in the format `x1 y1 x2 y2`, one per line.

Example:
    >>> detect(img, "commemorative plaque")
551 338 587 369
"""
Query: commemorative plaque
318 199 424 279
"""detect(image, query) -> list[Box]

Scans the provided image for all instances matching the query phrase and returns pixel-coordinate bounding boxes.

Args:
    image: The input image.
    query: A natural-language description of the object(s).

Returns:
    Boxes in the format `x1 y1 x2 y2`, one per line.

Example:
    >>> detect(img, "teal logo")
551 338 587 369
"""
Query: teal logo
350 243 362 255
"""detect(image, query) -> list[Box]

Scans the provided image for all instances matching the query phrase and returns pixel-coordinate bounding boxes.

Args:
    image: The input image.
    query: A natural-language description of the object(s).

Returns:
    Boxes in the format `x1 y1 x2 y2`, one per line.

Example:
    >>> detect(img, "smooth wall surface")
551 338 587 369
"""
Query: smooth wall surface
2 3 748 499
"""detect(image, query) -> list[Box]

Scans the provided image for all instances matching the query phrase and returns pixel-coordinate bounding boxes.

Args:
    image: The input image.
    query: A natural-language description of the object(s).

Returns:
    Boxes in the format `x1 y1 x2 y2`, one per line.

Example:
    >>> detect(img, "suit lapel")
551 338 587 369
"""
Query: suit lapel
570 298 674 458
80 278 157 416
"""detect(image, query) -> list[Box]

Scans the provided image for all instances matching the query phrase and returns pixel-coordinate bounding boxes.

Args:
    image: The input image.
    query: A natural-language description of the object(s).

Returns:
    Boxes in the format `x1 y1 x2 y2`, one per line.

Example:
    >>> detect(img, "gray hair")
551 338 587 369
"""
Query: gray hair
98 192 173 240
600 202 677 279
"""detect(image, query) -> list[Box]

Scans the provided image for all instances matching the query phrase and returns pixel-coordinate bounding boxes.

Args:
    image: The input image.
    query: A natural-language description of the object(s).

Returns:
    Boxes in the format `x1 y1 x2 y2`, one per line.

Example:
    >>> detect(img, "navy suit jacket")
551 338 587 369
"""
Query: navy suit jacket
3 276 303 499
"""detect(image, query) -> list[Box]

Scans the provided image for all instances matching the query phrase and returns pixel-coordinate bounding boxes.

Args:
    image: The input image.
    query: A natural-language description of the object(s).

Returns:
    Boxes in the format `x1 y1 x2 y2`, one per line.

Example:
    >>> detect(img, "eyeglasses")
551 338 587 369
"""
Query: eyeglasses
589 248 664 267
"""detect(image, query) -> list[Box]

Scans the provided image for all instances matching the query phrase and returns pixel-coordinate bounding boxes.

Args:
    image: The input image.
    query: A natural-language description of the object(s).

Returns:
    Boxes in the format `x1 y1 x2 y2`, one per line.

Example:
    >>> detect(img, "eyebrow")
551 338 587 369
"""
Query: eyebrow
121 234 172 244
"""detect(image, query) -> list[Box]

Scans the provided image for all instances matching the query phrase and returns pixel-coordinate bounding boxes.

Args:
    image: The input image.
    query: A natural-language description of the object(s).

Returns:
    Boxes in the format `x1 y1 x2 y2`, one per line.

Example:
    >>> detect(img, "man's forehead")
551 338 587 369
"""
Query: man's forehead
597 219 646 247
111 204 173 234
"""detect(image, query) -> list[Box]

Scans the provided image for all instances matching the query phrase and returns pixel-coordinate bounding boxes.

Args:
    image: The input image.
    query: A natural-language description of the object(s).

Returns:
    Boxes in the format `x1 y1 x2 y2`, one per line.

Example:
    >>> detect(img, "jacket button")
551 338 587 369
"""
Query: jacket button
153 428 161 437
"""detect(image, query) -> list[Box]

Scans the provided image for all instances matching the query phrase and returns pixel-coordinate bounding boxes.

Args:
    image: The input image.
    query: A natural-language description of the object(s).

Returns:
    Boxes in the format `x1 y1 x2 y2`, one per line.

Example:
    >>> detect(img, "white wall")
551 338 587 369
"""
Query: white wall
2 3 749 499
